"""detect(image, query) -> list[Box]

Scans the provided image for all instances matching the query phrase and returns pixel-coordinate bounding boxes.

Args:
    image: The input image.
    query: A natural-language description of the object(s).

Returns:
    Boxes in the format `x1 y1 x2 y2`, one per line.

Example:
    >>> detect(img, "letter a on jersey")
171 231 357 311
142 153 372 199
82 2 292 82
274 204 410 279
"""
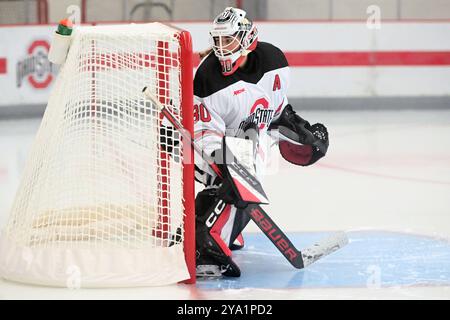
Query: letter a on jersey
273 74 281 91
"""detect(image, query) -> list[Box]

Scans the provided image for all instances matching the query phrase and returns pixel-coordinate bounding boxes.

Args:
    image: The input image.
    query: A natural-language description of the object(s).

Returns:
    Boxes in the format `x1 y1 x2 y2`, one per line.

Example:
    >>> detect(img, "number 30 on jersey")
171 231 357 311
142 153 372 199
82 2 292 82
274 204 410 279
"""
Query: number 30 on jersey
194 103 212 123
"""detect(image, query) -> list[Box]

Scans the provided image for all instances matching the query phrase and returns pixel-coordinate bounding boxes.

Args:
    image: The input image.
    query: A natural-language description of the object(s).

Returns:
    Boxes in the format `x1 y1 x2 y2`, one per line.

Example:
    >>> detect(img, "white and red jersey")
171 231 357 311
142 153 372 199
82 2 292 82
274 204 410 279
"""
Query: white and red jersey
194 42 290 184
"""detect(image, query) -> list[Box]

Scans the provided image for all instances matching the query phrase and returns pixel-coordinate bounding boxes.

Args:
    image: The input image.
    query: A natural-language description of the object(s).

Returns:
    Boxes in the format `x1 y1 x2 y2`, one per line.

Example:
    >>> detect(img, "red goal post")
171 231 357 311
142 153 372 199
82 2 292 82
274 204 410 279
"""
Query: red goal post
176 28 195 285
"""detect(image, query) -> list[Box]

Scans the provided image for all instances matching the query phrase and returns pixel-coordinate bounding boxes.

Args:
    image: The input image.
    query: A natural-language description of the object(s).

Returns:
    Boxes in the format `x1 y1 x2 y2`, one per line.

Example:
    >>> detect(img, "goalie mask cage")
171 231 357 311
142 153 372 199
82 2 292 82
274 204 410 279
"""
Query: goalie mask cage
0 23 195 287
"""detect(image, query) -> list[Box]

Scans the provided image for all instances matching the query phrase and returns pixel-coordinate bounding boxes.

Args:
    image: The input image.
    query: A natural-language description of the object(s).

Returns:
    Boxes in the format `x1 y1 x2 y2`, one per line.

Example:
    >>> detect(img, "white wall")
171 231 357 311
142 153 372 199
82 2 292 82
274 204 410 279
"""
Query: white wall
3 0 450 25
267 0 450 20
0 22 449 110
42 0 450 22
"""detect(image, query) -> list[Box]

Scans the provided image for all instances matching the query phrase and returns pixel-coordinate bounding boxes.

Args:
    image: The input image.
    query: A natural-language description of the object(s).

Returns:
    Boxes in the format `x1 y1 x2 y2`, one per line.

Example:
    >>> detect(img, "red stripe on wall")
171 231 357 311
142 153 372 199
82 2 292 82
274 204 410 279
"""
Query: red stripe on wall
284 51 450 66
193 51 450 68
0 58 6 74
2 51 447 76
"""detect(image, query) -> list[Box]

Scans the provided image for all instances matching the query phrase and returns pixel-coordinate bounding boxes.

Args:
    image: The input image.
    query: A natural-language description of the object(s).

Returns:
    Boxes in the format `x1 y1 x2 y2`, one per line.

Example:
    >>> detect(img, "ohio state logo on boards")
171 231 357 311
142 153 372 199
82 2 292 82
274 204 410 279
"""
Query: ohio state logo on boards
238 97 274 130
16 40 58 89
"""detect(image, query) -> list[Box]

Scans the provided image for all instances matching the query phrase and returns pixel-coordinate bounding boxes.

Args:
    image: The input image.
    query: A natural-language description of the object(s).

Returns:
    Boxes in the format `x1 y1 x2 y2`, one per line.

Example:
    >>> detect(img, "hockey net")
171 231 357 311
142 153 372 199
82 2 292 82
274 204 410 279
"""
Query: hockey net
0 23 195 287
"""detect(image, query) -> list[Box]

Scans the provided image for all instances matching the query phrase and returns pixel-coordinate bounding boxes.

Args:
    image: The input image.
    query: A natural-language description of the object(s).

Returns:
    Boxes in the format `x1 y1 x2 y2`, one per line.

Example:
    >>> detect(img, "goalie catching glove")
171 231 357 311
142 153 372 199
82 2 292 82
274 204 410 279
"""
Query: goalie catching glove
269 104 329 166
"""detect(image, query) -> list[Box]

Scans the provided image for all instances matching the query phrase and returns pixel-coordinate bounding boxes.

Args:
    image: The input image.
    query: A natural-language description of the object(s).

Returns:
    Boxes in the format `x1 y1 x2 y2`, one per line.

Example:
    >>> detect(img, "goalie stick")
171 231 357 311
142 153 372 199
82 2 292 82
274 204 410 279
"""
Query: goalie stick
143 87 349 269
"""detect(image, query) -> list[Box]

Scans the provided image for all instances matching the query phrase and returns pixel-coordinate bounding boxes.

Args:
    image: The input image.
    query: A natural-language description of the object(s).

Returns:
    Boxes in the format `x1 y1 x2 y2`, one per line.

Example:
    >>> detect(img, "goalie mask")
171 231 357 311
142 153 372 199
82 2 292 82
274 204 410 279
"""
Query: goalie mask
210 7 258 76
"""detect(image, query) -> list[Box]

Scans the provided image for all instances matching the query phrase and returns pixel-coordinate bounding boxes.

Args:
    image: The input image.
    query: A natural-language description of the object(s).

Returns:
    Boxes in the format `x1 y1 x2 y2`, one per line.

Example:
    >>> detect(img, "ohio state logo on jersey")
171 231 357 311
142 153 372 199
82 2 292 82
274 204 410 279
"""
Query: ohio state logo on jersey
239 97 274 130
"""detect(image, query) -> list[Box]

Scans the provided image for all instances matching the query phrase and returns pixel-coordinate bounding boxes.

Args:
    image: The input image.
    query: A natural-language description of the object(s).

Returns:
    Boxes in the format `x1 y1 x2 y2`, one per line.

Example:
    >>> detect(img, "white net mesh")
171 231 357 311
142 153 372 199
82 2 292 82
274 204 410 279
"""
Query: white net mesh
0 23 191 287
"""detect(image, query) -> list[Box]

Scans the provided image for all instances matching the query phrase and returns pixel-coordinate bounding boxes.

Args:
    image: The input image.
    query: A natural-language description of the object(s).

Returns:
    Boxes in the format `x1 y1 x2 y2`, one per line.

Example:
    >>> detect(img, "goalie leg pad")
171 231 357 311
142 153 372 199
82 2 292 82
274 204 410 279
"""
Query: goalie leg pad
195 189 241 277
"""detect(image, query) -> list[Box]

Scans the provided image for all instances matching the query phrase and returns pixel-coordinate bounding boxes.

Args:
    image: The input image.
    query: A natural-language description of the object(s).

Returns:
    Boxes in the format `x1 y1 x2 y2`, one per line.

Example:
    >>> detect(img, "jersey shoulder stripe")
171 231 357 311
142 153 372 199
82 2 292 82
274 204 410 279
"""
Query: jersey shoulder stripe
194 42 289 98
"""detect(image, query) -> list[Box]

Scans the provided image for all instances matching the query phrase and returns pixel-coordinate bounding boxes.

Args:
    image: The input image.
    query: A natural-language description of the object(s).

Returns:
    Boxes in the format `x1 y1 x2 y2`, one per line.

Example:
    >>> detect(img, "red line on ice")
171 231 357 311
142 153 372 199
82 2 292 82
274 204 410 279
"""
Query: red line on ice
317 162 450 186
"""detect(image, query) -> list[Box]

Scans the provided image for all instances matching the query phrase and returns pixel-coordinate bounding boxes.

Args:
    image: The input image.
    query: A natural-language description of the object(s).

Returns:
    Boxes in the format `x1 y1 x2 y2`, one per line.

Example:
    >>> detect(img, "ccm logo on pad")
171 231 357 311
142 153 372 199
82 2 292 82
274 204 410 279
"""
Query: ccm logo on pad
206 200 227 228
